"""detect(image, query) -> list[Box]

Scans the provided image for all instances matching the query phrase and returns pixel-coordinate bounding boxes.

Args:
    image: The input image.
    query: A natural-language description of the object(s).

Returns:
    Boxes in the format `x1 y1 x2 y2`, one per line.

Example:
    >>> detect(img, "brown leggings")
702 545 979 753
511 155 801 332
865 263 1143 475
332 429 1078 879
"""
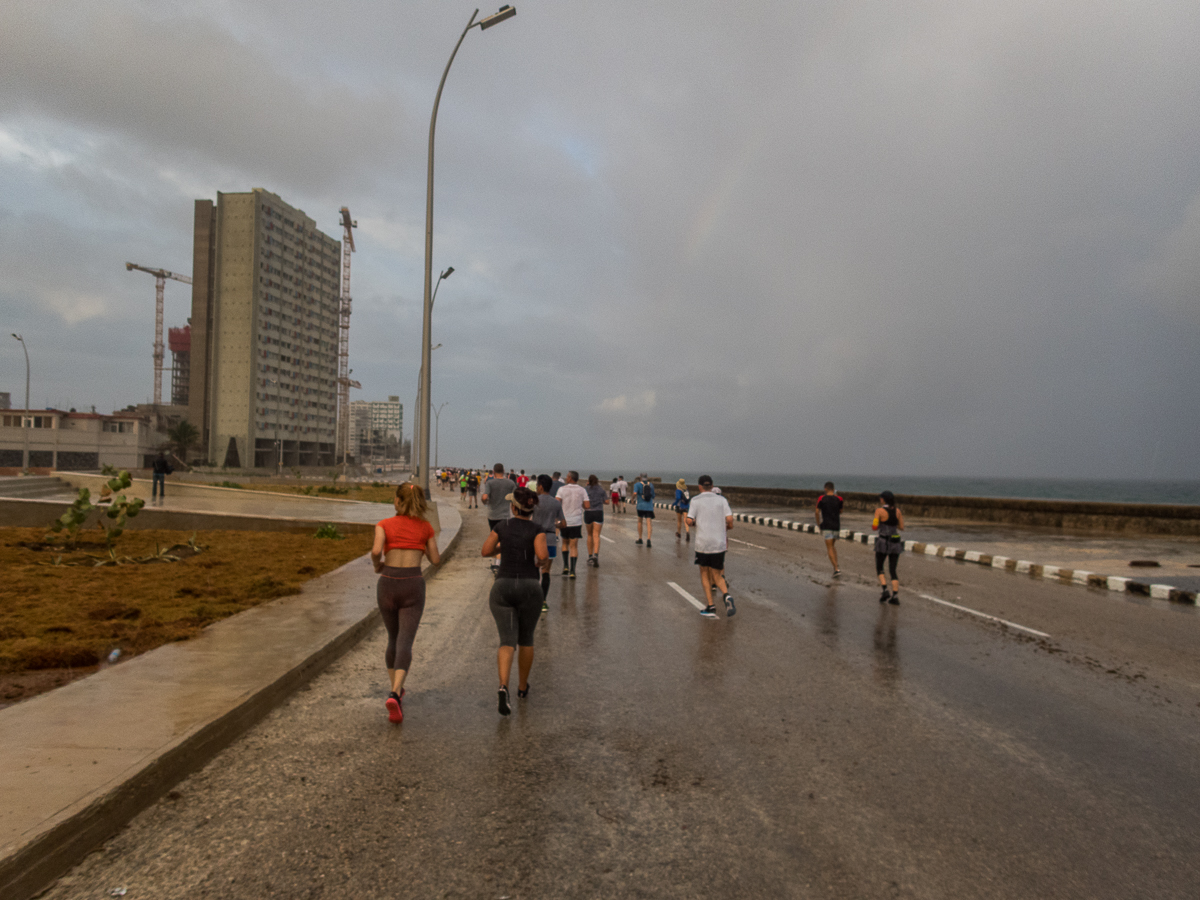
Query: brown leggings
376 566 426 670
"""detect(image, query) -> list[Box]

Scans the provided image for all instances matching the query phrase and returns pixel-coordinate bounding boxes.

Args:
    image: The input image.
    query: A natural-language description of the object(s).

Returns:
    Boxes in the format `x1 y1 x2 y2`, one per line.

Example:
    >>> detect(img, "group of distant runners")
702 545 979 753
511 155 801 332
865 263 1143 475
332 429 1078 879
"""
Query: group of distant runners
372 469 905 721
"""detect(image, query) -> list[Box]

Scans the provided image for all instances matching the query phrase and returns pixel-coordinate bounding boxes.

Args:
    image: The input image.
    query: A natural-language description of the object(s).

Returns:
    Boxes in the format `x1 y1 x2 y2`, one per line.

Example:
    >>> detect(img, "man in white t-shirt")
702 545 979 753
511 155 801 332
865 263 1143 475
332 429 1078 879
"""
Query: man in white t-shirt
614 476 629 513
685 474 735 618
555 470 590 579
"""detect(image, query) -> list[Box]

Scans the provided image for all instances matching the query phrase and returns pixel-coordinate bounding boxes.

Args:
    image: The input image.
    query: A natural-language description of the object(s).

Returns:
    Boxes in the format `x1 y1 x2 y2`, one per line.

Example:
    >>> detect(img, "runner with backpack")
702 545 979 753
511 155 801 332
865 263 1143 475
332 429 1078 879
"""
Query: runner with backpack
634 474 656 547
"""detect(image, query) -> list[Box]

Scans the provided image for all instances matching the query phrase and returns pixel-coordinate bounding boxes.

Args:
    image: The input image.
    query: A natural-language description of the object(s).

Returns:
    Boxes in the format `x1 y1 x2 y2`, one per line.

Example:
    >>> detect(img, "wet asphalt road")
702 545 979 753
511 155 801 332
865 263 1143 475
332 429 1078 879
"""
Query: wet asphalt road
44 507 1200 899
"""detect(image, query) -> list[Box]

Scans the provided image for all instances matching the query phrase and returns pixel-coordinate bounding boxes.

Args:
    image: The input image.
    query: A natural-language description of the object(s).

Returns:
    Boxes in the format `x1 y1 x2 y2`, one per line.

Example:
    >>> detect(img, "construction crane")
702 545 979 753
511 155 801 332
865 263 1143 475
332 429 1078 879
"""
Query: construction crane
336 207 359 470
126 263 192 407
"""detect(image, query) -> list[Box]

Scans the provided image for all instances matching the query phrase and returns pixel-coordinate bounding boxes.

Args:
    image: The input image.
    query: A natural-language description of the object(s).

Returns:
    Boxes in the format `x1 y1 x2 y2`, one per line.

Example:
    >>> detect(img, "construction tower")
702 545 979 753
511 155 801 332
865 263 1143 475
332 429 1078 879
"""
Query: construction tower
126 263 193 406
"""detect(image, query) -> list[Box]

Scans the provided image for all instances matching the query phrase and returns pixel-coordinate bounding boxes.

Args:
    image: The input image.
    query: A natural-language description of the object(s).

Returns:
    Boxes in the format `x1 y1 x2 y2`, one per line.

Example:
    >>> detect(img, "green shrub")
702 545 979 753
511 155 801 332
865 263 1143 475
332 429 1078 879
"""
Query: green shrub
314 523 345 540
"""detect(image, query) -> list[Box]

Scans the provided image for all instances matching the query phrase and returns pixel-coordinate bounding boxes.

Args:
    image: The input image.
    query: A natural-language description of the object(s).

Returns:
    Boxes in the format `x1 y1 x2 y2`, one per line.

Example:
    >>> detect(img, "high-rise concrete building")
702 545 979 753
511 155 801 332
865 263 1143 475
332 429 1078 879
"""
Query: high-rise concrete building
188 189 342 468
350 396 403 461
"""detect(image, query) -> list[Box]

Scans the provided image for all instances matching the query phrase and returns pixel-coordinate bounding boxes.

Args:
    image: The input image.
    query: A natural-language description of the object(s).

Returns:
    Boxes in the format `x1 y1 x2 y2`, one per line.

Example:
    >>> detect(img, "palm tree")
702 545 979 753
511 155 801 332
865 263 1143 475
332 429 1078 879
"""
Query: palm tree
167 420 200 465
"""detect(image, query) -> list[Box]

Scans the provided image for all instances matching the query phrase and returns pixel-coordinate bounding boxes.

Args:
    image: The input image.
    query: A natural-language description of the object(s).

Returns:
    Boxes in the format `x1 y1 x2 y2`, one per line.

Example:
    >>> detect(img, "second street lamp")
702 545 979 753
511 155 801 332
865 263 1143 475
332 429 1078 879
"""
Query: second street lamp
434 401 448 469
416 6 515 493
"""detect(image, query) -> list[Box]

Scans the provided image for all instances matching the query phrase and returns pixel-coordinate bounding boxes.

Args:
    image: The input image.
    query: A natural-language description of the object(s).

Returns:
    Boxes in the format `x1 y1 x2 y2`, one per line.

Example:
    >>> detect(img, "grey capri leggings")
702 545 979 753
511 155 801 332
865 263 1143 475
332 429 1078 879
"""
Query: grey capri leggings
489 577 543 647
377 566 426 670
875 552 900 579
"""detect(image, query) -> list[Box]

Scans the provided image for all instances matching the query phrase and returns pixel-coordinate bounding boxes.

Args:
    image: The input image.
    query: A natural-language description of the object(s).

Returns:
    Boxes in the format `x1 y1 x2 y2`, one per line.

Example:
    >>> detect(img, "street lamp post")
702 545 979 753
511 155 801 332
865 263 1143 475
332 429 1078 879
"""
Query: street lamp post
434 401 448 469
416 5 516 493
11 334 30 472
412 342 442 475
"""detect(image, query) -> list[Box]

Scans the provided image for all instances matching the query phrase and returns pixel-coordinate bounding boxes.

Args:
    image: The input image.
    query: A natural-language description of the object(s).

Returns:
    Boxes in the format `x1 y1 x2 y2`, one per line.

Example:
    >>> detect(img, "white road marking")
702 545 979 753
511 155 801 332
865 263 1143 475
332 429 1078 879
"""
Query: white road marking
728 537 768 550
667 581 708 612
600 535 615 544
917 592 1050 638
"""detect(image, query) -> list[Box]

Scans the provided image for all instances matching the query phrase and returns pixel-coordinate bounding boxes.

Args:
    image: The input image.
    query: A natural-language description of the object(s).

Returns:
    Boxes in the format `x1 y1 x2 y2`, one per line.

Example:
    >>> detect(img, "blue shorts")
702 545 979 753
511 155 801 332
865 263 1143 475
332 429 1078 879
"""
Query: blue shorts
547 544 557 559
822 530 839 541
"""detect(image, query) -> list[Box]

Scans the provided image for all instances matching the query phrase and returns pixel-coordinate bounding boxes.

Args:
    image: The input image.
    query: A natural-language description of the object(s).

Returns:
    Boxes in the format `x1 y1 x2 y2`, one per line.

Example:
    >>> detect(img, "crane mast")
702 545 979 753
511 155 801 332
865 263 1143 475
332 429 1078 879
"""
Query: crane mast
336 208 358 468
126 262 192 407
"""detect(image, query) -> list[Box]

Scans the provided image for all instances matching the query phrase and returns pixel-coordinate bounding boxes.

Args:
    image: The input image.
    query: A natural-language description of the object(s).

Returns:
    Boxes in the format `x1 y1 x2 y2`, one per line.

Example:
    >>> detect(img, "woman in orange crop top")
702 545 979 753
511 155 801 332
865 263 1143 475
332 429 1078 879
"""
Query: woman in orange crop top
370 482 440 724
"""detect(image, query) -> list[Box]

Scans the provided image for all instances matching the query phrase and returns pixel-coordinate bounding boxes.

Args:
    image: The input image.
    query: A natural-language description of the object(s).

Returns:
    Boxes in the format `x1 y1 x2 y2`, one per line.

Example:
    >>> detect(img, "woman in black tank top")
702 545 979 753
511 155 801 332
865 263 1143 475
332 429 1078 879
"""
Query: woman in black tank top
872 490 906 604
481 486 549 715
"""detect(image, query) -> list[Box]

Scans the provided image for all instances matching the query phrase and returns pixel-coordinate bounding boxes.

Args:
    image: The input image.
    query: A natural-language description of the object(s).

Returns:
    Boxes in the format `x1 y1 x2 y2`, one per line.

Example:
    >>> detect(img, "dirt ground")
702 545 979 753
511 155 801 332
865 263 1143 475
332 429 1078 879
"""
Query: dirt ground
0 526 372 708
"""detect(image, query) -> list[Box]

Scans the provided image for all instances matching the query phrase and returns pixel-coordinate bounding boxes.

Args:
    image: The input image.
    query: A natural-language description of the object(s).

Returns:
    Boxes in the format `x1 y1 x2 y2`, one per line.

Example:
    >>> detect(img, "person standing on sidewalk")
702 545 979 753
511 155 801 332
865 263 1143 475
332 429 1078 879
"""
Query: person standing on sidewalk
616 475 629 513
371 483 441 723
584 474 608 567
634 474 656 547
555 471 589 578
815 482 845 577
673 478 691 542
481 463 515 532
532 475 566 610
151 451 172 501
481 486 548 715
872 491 905 604
687 475 735 618
610 477 621 515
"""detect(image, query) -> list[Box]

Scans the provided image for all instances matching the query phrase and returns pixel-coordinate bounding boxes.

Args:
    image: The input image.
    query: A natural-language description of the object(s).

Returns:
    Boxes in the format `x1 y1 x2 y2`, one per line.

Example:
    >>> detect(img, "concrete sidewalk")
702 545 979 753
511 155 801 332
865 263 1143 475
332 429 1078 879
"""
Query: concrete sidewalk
0 502 461 900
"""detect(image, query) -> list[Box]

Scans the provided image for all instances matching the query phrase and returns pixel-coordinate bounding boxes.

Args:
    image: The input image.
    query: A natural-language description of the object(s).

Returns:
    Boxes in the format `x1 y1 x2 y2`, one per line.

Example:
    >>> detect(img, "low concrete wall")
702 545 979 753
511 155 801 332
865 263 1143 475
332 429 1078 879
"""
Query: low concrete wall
54 472 370 507
682 485 1200 537
0 497 374 535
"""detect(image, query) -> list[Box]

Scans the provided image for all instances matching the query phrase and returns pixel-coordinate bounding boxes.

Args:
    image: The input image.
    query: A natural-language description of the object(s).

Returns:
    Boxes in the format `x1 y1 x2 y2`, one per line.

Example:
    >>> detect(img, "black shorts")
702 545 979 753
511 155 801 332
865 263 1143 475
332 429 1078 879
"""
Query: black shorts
583 510 604 525
695 551 726 569
637 509 655 519
561 525 583 540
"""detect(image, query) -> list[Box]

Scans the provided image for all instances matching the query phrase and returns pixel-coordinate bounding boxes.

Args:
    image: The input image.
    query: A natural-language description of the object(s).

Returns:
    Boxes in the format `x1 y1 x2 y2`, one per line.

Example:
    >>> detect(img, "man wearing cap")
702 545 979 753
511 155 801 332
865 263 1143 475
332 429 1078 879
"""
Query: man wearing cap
686 475 735 618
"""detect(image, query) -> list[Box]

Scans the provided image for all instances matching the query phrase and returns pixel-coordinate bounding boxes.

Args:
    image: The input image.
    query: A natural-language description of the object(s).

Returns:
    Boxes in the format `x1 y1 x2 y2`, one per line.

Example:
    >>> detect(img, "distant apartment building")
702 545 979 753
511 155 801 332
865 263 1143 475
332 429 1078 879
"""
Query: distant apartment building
188 189 341 469
350 397 403 461
0 392 10 410
0 409 161 470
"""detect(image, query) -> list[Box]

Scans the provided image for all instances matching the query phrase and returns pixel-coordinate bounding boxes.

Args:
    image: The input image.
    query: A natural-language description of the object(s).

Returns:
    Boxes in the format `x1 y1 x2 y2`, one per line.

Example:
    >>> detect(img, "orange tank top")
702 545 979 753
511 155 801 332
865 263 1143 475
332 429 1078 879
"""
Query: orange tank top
378 515 435 551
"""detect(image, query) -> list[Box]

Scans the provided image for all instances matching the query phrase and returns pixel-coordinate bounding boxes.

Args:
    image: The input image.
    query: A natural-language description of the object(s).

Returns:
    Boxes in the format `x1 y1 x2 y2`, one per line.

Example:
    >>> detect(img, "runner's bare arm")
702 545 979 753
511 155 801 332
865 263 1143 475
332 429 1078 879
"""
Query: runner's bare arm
481 531 501 558
371 525 386 572
725 515 734 531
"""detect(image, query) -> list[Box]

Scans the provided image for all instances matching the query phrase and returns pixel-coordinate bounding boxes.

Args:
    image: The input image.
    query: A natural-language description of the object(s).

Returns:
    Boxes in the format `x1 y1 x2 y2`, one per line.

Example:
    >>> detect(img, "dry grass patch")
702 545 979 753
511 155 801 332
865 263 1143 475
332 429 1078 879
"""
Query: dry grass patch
0 526 372 706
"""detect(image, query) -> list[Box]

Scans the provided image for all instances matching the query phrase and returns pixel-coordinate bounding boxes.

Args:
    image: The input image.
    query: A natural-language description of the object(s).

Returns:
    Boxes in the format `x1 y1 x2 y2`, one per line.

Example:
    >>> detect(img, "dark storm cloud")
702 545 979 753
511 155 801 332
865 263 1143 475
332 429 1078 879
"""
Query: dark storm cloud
1 0 1198 478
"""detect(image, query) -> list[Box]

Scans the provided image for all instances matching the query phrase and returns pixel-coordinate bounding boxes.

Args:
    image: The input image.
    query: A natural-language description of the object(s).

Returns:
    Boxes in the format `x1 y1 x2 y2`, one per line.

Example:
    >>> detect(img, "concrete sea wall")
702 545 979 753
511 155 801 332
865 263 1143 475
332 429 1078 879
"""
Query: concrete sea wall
683 485 1200 537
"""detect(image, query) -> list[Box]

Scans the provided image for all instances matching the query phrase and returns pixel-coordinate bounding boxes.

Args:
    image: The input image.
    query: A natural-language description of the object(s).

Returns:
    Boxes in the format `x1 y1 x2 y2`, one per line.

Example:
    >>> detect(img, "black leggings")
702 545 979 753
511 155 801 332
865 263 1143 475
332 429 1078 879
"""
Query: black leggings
489 577 542 647
875 552 900 579
377 566 426 670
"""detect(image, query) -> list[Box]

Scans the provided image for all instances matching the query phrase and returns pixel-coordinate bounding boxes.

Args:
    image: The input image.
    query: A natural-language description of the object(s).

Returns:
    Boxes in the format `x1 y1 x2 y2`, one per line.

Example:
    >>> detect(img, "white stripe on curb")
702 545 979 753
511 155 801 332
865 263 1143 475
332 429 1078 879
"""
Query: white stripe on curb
667 581 708 612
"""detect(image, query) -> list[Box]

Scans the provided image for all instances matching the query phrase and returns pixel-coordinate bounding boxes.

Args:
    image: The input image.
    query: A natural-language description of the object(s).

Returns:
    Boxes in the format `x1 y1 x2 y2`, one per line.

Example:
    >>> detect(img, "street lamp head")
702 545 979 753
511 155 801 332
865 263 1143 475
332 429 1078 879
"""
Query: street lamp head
11 333 21 341
478 5 516 29
440 267 455 280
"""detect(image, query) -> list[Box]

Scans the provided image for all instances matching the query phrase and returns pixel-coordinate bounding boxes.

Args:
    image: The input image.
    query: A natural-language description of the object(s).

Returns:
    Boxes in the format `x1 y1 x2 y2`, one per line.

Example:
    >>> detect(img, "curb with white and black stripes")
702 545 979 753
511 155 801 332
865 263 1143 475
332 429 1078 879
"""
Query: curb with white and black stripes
654 502 1197 606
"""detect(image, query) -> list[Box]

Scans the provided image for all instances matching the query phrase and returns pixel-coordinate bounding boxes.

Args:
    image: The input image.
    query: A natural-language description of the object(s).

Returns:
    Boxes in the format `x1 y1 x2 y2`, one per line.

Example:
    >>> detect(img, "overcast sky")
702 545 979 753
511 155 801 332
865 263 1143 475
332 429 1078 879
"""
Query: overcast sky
1 0 1198 480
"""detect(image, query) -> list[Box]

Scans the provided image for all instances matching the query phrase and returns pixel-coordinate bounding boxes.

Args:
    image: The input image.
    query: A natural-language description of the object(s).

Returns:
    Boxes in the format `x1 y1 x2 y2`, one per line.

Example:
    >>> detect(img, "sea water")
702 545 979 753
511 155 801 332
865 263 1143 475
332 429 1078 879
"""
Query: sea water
639 473 1200 506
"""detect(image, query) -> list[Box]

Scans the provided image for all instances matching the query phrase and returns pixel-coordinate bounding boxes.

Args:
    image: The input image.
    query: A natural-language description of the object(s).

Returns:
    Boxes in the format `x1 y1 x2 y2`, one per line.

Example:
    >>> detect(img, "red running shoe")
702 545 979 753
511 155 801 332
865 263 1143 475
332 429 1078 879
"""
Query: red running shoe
386 689 404 724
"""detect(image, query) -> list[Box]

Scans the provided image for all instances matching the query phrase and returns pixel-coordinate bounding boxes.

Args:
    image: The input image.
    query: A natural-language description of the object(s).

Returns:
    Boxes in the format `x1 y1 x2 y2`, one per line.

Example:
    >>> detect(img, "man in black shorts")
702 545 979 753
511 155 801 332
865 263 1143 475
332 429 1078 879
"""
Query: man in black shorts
815 481 844 576
686 475 735 618
467 471 479 508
